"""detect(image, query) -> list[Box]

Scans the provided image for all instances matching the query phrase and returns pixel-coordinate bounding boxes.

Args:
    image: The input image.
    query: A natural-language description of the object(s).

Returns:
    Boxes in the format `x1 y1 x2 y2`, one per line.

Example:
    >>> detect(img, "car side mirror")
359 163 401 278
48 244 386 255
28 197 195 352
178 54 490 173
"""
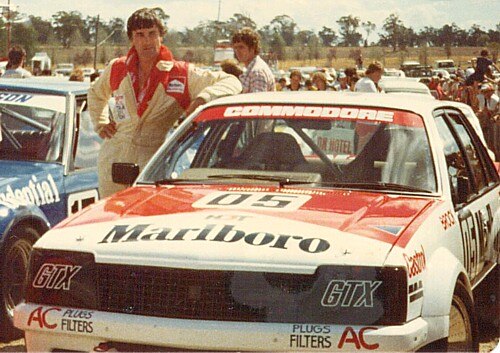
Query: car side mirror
457 175 470 204
112 163 140 185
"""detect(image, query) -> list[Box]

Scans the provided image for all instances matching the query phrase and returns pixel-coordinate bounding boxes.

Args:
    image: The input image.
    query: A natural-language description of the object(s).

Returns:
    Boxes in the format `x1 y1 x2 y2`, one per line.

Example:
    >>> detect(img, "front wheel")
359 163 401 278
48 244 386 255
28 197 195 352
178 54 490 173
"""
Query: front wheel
420 280 479 352
0 227 38 342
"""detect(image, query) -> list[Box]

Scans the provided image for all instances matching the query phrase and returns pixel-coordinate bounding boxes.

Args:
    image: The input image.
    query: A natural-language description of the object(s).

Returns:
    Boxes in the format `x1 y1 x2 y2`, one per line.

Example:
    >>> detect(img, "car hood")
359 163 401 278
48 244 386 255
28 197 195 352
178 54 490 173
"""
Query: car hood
40 185 437 273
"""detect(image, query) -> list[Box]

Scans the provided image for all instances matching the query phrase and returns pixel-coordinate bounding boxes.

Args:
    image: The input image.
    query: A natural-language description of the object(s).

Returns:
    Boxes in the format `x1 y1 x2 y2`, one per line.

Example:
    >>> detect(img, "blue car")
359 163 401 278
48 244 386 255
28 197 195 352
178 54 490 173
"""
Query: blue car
0 78 101 340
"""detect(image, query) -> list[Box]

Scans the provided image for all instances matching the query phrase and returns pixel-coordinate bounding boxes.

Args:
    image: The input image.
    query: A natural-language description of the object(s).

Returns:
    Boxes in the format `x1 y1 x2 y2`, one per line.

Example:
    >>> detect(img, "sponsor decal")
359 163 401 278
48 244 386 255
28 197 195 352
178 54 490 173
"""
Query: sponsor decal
409 280 423 303
372 225 404 236
112 94 130 122
67 189 99 215
192 191 311 211
98 223 330 254
32 263 82 290
61 309 93 333
27 306 61 329
338 327 379 350
27 307 93 333
440 210 456 230
403 245 426 278
223 105 394 122
0 93 33 103
321 280 382 308
166 77 186 93
0 174 61 208
290 325 332 349
460 204 493 279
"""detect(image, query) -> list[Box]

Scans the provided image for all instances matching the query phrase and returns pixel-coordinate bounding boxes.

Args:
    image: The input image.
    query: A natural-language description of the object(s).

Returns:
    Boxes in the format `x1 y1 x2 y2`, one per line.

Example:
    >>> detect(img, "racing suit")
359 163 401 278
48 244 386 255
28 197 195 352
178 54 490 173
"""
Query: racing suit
88 46 242 197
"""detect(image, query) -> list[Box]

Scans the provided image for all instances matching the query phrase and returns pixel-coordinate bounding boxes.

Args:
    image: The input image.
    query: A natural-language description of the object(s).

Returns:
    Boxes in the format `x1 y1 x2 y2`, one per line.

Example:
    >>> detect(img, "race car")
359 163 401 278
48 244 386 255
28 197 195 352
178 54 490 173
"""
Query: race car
14 91 498 352
0 78 101 340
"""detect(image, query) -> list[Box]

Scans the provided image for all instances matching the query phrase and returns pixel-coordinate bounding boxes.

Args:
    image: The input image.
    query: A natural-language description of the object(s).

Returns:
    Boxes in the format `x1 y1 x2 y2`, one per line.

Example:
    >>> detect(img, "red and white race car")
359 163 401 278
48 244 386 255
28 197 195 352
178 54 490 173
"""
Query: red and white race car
14 92 499 351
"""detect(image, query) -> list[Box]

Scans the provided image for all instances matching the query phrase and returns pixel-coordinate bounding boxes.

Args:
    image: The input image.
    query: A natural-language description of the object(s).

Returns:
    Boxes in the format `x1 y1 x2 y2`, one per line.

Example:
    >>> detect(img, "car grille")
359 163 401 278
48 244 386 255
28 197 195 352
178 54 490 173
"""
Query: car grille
97 264 317 323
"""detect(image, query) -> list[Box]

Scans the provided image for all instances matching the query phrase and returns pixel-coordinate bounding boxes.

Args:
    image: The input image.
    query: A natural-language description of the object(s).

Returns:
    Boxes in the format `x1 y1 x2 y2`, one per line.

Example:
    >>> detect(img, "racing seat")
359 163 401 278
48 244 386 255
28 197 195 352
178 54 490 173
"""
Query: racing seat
231 132 307 172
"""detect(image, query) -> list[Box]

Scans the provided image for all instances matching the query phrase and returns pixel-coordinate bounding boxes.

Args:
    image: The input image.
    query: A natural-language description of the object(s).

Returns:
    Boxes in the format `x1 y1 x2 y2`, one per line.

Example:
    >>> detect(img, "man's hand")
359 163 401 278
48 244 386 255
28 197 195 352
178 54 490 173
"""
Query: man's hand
185 97 207 116
98 121 117 139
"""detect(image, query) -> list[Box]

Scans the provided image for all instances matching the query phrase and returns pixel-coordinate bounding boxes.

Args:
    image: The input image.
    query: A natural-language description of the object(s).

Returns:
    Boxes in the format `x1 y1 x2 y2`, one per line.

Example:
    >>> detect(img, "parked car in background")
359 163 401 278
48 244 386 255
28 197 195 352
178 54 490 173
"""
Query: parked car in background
54 63 74 77
81 67 95 78
379 77 432 96
0 78 101 340
15 92 498 352
30 52 52 76
434 59 457 74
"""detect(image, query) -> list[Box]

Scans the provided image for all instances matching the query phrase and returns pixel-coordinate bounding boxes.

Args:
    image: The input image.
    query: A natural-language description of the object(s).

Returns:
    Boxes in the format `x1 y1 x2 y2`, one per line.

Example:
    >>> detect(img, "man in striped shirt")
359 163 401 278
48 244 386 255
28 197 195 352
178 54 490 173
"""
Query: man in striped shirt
232 28 275 93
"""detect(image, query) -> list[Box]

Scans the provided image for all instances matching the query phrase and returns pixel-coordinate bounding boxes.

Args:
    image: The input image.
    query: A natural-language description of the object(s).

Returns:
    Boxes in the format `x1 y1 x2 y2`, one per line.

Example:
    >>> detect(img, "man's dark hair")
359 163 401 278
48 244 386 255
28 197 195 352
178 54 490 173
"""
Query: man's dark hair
7 46 26 66
480 49 489 57
231 27 260 55
127 8 166 39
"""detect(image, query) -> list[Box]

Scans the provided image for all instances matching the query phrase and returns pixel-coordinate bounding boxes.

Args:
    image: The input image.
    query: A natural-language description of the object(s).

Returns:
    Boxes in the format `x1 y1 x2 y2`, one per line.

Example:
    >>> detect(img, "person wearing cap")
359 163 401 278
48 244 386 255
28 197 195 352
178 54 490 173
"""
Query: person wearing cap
354 61 384 93
88 8 242 197
477 83 499 158
334 72 350 91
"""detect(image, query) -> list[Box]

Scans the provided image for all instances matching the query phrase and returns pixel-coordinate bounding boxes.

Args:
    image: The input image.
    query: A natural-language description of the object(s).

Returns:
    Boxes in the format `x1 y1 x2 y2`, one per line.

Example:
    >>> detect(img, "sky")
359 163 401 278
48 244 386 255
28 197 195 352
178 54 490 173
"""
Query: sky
8 0 500 40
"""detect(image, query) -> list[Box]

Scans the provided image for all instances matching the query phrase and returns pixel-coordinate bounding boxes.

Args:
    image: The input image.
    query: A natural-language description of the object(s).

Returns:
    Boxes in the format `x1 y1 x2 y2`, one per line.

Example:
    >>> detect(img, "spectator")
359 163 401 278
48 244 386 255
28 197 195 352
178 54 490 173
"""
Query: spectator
231 27 275 93
90 71 100 83
88 7 241 197
2 46 32 78
333 72 350 91
304 78 317 91
220 58 243 78
311 72 330 91
466 49 500 86
276 77 287 91
282 70 303 91
354 61 384 92
429 75 445 100
477 83 499 157
69 68 85 82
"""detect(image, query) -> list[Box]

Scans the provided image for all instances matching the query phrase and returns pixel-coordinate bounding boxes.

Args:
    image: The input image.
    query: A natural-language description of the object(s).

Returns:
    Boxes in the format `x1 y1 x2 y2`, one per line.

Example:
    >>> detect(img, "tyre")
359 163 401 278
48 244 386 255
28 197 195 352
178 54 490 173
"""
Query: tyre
420 280 479 352
0 227 38 342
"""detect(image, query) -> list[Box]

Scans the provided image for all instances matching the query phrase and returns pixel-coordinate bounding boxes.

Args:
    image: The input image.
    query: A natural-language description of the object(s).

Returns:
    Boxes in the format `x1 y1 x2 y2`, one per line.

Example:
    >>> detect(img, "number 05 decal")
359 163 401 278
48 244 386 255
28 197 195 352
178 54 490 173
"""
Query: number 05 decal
67 189 99 215
192 191 311 211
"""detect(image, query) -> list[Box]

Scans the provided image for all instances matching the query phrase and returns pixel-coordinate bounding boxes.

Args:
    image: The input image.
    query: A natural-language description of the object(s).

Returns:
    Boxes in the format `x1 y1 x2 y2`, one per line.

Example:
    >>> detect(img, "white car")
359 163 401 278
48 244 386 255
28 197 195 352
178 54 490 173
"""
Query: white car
14 92 498 352
379 78 432 96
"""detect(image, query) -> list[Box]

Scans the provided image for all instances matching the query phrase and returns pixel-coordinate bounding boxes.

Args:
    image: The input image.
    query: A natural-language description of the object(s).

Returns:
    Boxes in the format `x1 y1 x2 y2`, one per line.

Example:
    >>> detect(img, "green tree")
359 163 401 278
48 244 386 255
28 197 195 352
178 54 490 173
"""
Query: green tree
380 13 405 51
11 23 37 59
52 11 85 48
227 13 257 32
28 16 53 44
270 15 297 46
336 15 362 47
108 18 126 44
318 26 337 46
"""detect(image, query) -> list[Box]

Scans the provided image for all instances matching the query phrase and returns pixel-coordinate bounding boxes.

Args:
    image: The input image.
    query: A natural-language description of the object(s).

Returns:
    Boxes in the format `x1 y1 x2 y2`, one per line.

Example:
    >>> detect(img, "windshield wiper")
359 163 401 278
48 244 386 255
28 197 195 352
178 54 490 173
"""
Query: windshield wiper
322 181 432 193
207 173 317 187
153 178 208 186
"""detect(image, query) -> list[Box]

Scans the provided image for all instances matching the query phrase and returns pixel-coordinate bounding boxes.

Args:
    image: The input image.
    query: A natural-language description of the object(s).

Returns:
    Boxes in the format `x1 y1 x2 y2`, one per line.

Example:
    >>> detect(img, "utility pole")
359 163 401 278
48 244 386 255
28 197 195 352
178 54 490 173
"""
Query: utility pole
93 14 99 70
6 0 10 54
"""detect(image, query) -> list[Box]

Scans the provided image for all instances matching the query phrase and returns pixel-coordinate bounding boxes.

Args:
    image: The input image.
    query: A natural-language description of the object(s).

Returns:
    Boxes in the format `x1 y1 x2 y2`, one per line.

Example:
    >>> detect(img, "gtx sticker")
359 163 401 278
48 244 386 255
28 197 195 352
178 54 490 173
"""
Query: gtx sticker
0 174 61 208
32 264 82 290
224 106 394 122
321 280 382 307
192 191 311 211
403 245 426 278
27 306 61 329
98 223 330 254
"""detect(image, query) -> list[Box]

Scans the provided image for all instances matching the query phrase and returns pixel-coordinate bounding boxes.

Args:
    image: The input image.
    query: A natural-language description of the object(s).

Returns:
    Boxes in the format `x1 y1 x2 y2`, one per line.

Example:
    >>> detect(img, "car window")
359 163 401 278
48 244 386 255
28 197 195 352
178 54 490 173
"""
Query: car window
73 98 102 170
0 102 65 162
445 111 492 191
143 106 436 193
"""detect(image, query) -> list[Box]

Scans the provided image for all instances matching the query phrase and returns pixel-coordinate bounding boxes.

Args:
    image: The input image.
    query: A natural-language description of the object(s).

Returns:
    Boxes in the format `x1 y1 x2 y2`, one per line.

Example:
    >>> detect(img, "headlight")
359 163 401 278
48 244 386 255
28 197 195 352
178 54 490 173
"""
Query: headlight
25 250 97 310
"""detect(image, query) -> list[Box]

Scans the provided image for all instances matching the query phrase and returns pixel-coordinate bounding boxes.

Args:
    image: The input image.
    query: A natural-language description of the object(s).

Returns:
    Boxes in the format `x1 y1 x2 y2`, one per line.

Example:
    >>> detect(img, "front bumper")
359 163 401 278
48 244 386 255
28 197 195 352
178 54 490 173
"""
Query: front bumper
15 302 444 352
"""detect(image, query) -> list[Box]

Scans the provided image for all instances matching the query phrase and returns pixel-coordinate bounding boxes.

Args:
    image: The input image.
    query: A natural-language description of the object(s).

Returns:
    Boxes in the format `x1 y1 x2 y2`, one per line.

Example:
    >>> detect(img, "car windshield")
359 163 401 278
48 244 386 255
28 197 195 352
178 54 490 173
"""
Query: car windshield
141 105 437 193
0 96 65 162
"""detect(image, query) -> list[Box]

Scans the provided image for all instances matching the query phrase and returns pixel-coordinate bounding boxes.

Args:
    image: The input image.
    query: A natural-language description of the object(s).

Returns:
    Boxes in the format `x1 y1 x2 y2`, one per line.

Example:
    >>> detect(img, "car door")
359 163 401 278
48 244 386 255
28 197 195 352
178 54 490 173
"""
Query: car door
434 108 499 285
63 93 101 217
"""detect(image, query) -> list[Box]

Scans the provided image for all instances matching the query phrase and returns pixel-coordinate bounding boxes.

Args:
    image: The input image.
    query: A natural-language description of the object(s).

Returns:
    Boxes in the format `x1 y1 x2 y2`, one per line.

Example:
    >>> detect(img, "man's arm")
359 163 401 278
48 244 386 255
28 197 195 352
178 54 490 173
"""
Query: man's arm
87 62 115 138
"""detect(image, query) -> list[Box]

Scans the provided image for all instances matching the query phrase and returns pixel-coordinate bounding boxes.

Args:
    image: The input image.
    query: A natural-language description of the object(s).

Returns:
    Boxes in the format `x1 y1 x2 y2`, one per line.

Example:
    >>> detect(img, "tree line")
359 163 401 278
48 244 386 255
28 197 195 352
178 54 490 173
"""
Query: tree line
2 8 499 62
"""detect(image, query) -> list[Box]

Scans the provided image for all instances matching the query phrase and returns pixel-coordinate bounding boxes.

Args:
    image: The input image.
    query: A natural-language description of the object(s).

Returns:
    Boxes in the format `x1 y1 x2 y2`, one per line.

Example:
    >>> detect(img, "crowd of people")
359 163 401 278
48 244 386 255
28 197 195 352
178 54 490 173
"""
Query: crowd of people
0 8 498 195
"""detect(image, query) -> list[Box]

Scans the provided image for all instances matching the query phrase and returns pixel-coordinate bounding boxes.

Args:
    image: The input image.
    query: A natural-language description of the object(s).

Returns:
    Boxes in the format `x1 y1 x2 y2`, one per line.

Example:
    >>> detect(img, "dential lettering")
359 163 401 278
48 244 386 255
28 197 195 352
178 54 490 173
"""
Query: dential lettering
98 224 330 254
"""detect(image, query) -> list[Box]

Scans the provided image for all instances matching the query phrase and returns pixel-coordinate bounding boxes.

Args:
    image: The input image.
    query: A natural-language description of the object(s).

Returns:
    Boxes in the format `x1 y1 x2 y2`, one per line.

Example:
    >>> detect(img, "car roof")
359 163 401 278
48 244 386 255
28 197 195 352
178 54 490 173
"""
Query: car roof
0 77 89 95
204 91 453 117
